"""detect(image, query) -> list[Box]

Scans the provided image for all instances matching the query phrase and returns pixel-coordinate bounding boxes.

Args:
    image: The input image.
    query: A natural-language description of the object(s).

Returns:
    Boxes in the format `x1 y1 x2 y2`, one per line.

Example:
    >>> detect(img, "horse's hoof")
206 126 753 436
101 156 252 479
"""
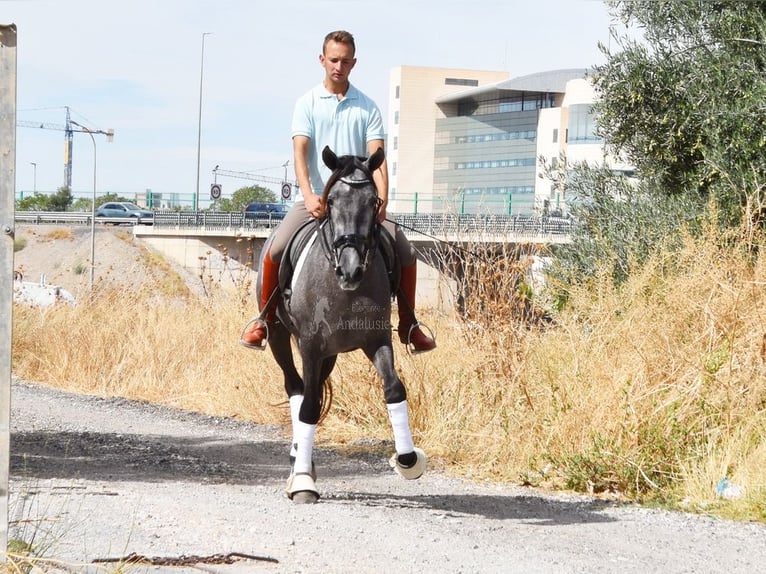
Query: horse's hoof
286 473 320 503
389 447 427 480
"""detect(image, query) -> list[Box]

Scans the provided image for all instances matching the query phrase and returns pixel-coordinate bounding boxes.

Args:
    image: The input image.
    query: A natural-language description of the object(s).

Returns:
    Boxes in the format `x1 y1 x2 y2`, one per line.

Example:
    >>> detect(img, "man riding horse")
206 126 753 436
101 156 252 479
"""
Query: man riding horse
240 29 435 354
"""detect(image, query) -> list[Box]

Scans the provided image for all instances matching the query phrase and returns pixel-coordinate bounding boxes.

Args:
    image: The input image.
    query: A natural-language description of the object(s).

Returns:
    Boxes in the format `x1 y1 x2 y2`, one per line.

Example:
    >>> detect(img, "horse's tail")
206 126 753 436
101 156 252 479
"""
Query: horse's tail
319 378 333 424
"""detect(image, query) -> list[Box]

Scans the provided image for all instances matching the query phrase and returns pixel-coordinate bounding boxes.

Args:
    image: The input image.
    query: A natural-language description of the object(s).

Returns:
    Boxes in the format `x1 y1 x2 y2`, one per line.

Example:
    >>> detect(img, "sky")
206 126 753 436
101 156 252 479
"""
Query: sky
3 0 618 204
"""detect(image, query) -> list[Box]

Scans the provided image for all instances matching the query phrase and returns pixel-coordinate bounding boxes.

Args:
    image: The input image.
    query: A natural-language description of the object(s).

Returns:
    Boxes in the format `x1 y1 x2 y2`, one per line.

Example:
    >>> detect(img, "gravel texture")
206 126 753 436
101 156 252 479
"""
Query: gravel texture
9 224 766 572
8 379 766 574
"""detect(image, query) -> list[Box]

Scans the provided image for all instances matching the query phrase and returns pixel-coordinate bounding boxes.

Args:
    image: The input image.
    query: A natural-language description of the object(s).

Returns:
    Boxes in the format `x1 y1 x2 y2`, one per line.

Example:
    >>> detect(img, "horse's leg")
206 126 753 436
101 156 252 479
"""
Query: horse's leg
364 344 427 480
285 349 331 504
266 323 309 482
267 322 303 397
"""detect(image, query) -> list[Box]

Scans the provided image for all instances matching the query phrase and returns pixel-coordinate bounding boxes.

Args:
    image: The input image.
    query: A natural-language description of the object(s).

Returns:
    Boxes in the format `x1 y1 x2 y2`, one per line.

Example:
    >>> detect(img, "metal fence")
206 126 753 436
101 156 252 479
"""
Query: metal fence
12 210 576 239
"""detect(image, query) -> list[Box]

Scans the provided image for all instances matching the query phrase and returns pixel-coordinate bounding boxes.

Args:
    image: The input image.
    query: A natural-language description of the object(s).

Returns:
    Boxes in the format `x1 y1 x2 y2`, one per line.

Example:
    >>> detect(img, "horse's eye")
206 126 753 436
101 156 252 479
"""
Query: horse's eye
326 198 334 207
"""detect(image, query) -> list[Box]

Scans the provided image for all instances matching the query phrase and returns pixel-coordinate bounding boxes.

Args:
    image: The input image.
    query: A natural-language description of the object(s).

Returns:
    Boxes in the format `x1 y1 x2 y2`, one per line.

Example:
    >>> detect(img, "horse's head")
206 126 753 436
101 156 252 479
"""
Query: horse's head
320 145 385 291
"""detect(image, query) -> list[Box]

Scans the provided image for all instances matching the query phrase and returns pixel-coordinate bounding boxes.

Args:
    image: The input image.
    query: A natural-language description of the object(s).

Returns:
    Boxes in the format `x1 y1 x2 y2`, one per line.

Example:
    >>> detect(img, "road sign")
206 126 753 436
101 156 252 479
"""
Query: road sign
281 182 292 200
210 183 222 200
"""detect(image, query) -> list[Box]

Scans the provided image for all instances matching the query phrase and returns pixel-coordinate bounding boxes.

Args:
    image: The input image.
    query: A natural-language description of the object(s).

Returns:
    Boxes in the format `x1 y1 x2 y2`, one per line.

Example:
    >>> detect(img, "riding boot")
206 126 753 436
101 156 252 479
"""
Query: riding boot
396 262 436 353
240 249 280 349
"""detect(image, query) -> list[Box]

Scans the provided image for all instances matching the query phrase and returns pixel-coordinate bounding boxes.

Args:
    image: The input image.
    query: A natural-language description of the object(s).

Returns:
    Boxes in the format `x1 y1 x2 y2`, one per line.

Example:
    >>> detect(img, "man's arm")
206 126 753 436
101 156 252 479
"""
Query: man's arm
293 135 325 218
368 139 388 222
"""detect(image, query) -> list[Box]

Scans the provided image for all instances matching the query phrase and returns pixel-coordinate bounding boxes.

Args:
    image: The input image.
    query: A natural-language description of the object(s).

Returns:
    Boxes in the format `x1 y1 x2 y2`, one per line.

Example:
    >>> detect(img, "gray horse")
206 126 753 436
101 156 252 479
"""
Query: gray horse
255 146 426 503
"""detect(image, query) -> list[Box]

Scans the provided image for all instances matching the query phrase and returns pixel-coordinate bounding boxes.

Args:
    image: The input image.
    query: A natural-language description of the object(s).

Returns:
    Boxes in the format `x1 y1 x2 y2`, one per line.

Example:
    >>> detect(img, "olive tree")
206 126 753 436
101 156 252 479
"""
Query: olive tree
593 0 766 227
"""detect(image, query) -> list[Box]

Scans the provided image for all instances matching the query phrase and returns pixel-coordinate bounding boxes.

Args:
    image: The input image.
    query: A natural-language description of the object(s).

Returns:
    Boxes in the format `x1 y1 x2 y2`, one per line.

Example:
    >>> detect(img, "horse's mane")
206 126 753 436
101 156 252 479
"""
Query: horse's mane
320 155 373 205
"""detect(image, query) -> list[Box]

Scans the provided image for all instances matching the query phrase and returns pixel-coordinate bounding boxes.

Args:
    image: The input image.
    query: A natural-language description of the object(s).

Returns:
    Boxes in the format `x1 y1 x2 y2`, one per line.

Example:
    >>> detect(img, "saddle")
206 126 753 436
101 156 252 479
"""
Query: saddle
276 219 400 299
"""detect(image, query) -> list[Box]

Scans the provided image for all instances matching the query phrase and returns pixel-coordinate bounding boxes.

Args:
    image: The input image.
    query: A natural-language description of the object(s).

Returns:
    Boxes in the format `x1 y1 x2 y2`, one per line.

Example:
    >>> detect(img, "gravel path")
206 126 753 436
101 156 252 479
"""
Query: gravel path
8 379 766 574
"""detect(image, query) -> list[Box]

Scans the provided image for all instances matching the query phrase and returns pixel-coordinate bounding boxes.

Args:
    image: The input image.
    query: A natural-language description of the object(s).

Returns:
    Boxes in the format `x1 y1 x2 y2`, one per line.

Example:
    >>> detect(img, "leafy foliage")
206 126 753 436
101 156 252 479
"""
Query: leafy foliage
594 0 766 227
549 161 705 293
209 185 277 212
17 187 73 211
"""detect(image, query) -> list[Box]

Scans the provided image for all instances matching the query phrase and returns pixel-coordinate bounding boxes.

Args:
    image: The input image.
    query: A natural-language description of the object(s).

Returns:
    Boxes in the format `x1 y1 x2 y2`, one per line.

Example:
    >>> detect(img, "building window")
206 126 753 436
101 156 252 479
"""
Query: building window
445 78 479 86
455 158 536 169
395 85 400 99
459 93 556 117
393 136 398 150
454 130 536 144
461 186 535 195
568 104 602 144
392 161 397 176
394 110 399 125
553 128 558 143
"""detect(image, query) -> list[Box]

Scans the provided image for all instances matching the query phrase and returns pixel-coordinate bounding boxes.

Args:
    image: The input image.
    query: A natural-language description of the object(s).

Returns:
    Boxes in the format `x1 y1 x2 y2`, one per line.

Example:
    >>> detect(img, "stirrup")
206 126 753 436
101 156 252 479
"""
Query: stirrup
402 321 436 355
239 317 269 350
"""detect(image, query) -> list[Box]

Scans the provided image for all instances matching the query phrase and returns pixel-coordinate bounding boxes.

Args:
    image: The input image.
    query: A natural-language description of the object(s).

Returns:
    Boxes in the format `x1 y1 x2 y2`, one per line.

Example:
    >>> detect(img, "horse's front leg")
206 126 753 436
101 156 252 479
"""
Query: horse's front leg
365 344 427 480
285 352 334 504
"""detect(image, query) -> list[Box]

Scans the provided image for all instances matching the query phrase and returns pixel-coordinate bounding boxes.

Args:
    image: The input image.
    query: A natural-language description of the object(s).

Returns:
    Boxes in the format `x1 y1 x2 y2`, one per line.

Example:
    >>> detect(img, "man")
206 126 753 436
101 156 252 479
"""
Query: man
240 30 435 353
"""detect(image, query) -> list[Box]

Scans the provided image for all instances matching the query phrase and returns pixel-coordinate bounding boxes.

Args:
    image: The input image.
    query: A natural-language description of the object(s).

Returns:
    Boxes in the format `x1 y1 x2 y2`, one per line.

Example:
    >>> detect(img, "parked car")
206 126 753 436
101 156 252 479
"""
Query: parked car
95 202 153 224
243 202 289 222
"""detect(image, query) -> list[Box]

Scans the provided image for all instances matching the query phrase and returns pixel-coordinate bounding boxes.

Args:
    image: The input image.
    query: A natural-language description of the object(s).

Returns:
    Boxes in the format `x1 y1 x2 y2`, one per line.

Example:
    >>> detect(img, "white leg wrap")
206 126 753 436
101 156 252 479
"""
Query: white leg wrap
289 395 304 458
293 420 316 475
387 400 415 455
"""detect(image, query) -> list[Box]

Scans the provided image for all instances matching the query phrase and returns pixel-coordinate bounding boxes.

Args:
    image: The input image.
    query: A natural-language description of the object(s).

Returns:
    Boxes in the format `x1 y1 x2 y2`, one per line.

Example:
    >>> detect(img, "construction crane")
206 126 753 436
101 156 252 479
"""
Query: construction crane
212 164 297 201
16 106 114 190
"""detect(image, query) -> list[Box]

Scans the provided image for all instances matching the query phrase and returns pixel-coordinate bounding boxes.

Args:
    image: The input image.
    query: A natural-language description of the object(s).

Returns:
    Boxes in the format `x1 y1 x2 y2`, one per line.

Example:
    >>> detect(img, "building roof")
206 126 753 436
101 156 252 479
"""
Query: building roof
435 68 587 104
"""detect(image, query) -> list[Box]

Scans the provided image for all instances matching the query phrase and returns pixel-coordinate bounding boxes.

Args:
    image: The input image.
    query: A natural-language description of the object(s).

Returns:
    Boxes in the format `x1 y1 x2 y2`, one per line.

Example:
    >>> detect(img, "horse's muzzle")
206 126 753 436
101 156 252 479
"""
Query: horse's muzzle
333 234 368 290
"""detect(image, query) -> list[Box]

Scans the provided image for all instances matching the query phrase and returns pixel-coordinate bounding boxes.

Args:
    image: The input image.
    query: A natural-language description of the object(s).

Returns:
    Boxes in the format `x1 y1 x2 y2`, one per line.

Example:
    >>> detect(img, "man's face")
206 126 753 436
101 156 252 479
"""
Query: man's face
320 40 356 85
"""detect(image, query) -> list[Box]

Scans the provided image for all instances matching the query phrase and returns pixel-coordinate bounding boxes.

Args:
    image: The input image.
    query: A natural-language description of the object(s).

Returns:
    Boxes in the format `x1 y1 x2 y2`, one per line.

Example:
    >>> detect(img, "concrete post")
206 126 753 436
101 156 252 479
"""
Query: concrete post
0 22 18 560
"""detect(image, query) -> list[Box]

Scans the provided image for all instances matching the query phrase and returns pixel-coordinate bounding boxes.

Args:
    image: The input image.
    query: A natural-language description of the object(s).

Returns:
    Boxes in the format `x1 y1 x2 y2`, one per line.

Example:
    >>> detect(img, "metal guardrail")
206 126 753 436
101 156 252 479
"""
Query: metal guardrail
14 211 153 226
14 210 575 237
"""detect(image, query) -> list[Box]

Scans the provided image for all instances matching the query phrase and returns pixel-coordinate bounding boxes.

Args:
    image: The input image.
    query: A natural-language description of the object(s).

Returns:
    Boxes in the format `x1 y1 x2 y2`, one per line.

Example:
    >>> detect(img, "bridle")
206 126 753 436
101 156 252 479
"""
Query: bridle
319 171 382 275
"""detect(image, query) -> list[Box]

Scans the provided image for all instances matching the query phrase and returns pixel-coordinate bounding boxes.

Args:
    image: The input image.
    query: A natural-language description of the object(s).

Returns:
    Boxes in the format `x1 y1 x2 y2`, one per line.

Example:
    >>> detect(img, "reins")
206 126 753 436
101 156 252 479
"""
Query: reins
383 217 487 260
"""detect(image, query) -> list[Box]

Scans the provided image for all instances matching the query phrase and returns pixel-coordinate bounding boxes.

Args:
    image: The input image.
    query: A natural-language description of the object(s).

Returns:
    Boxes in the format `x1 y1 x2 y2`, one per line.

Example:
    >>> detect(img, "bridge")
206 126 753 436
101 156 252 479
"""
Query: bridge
15 211 573 308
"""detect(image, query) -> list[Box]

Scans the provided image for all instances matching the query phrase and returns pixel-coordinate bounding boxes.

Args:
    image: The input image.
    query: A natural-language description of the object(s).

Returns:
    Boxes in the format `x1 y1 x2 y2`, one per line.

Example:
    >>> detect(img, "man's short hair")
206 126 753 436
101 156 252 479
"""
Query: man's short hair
323 30 356 56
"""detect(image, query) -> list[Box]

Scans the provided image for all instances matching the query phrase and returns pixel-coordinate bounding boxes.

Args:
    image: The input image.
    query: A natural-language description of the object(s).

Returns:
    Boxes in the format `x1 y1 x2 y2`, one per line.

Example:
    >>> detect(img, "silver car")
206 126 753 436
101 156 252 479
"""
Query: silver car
95 202 154 224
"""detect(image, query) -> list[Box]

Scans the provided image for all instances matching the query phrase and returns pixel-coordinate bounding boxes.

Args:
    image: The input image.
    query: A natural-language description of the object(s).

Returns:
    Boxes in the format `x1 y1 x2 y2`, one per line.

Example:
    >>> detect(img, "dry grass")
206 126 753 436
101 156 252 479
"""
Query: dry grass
11 222 766 522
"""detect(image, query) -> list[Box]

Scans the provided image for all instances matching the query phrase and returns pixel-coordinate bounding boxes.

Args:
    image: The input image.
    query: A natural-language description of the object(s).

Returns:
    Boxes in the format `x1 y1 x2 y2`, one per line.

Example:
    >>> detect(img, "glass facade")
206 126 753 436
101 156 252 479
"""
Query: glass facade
568 103 602 144
458 93 555 117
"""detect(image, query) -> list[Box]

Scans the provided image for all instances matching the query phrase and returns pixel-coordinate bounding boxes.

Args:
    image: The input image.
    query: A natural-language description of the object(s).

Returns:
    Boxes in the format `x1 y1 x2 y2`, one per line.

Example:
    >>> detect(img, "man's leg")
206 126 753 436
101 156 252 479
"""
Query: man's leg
384 223 436 354
240 202 310 349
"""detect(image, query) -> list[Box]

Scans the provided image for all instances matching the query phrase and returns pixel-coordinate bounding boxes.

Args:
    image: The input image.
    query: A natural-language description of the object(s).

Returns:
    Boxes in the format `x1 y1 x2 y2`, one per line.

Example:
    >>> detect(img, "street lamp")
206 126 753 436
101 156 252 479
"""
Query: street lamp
30 162 36 193
195 32 213 212
70 120 114 290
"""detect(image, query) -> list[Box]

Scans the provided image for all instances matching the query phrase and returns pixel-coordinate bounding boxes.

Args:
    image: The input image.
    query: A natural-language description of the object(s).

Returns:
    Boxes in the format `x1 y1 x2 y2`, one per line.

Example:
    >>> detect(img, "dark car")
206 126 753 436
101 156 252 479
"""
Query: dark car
95 202 154 224
243 202 289 222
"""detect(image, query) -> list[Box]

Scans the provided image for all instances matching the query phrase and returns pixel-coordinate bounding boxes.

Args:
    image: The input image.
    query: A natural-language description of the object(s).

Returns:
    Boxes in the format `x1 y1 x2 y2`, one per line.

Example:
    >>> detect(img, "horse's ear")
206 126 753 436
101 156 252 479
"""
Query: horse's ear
322 146 339 170
367 146 385 173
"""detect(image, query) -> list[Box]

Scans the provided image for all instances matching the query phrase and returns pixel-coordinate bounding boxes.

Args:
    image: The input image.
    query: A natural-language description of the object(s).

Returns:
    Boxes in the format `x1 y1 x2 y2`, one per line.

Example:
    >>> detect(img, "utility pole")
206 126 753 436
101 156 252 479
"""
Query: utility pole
0 22 18 561
195 32 212 212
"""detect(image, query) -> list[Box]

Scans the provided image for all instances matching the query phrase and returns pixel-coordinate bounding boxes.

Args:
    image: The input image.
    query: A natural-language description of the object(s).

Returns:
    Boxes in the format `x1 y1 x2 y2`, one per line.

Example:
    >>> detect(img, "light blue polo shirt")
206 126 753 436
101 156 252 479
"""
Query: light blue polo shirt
291 82 385 196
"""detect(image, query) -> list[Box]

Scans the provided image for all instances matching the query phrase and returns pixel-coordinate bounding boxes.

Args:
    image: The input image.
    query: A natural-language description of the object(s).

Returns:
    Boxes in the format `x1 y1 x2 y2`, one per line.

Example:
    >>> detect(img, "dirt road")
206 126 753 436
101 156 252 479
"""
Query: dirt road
7 379 766 573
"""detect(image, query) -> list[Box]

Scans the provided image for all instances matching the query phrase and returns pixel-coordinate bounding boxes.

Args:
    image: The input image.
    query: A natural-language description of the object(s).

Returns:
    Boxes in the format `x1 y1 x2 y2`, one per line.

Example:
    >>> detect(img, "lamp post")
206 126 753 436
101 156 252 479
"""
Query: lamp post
30 162 36 193
70 120 114 290
195 32 212 212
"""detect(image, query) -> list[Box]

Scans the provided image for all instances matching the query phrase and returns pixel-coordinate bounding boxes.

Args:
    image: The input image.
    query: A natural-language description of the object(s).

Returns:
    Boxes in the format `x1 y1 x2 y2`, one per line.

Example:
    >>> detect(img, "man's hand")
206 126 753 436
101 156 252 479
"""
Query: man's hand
304 193 326 219
377 199 388 223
